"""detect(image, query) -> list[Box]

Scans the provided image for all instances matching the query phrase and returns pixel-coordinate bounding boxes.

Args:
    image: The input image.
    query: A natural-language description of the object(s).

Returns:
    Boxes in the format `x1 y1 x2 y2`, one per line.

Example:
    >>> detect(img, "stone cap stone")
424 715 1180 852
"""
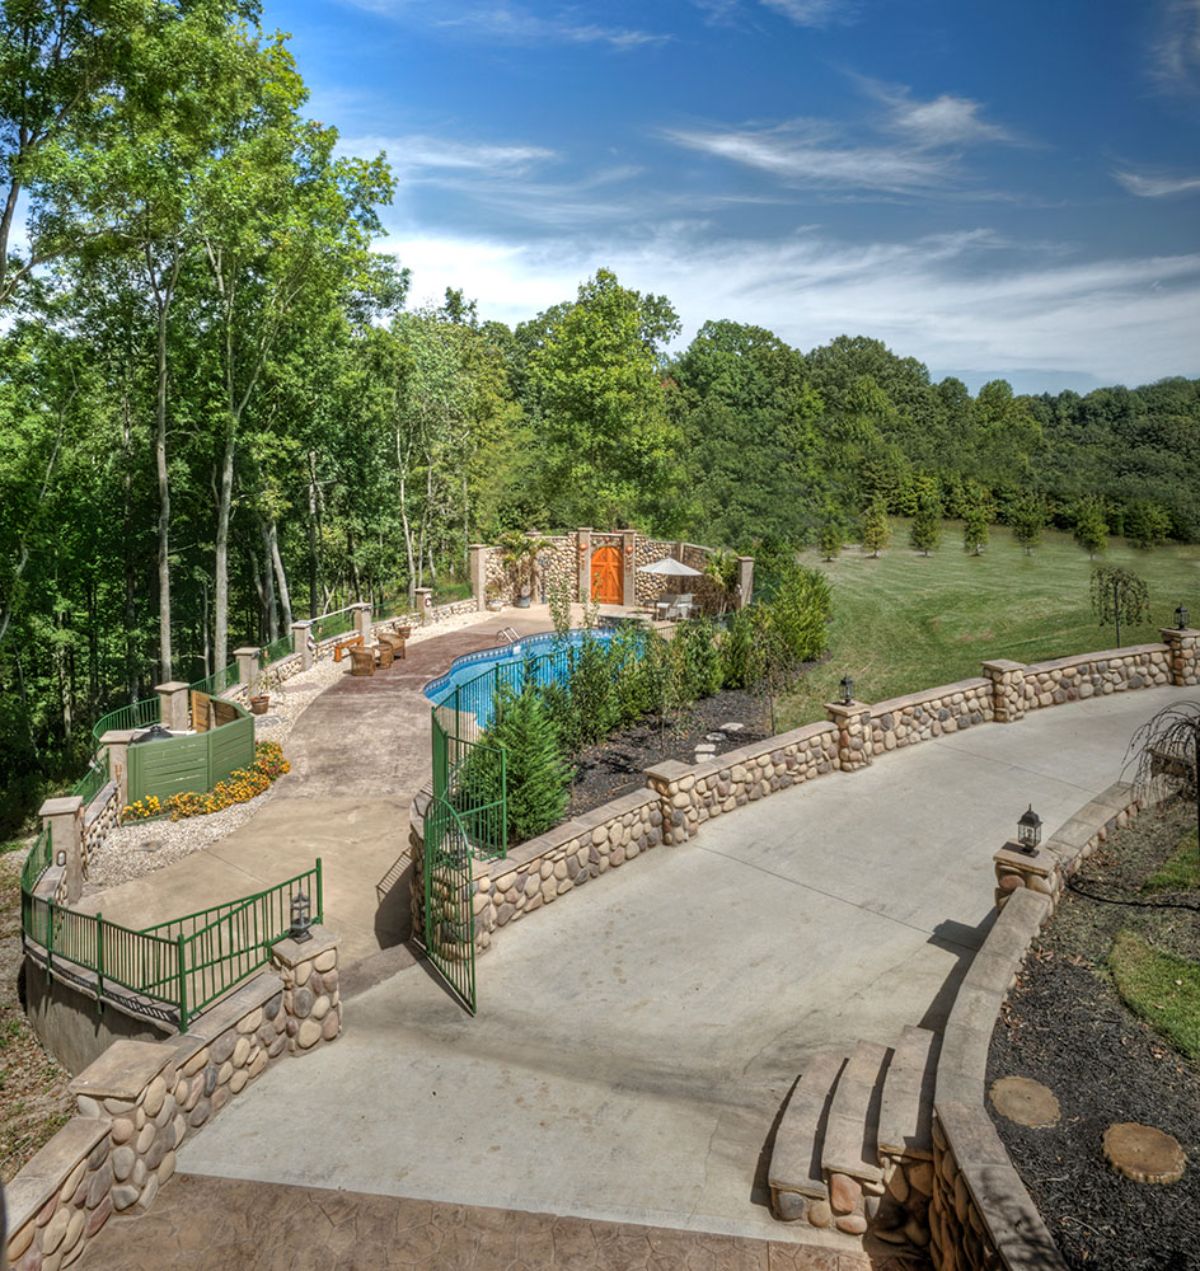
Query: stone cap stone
994 842 1055 878
233 646 260 657
182 971 285 1043
871 679 990 715
1160 626 1200 639
823 700 871 717
644 759 693 783
99 728 138 744
69 1039 172 1100
980 658 1025 674
38 795 83 818
6 1116 112 1233
270 925 337 968
1025 643 1166 674
291 619 313 629
154 680 190 693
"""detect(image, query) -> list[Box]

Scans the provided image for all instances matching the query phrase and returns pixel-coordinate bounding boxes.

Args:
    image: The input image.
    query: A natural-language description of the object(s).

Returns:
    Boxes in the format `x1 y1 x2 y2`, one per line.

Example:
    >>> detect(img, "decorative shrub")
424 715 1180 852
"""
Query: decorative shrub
721 607 757 689
674 618 723 701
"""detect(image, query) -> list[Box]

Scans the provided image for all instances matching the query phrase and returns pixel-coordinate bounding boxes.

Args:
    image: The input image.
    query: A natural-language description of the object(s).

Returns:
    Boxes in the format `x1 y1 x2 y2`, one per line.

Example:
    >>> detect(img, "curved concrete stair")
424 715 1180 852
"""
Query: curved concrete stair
821 1039 890 1184
768 1049 847 1219
877 1024 939 1161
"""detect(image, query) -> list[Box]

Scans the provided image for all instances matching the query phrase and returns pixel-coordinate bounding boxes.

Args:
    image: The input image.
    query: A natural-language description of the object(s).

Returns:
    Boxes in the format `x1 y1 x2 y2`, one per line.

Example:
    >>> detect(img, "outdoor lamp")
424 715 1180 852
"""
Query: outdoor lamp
1016 805 1043 855
290 891 312 943
840 675 854 705
1176 604 1189 630
55 849 66 868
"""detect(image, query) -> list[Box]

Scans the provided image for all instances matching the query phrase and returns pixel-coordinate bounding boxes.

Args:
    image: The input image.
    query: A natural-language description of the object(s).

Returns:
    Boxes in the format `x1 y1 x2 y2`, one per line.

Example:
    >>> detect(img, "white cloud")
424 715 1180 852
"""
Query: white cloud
864 82 1020 149
663 121 958 195
374 223 1200 386
344 1 670 50
1151 0 1200 92
337 134 556 176
759 0 852 27
1115 168 1200 197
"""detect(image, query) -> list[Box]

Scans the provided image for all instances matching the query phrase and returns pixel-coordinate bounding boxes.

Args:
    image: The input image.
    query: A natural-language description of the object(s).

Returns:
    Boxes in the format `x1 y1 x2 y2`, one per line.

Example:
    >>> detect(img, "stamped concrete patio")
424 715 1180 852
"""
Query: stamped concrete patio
170 685 1197 1248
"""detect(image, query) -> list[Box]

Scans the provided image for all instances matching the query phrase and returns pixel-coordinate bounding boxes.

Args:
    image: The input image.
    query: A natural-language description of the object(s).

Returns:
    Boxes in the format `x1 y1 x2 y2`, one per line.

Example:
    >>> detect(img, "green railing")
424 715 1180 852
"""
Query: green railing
71 750 110 805
421 797 477 1013
190 661 241 698
260 634 293 667
20 858 322 1032
91 695 160 747
310 607 355 644
20 826 52 896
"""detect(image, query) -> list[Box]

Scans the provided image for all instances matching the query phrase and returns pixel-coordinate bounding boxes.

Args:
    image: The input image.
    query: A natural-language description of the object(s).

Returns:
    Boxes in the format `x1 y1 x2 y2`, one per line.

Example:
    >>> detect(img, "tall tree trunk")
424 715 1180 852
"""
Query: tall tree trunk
213 425 236 669
149 250 181 681
268 519 293 630
259 521 278 642
346 526 360 600
307 452 320 618
121 389 137 699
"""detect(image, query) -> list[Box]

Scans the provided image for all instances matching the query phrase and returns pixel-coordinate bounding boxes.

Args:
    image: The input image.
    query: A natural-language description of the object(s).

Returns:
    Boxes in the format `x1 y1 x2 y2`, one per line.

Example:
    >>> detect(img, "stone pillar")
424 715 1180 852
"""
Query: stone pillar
994 842 1060 910
233 646 260 691
736 556 755 609
620 529 637 607
271 927 341 1053
577 528 592 603
824 701 874 772
100 730 137 808
413 588 434 623
154 681 190 732
291 620 313 671
469 544 489 612
352 603 373 645
40 795 84 903
644 760 698 845
982 659 1027 723
1160 627 1200 687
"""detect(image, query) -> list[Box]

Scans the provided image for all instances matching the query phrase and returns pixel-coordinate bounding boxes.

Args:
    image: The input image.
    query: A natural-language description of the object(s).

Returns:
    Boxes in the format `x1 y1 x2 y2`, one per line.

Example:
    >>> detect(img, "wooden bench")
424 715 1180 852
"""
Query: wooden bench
333 634 363 663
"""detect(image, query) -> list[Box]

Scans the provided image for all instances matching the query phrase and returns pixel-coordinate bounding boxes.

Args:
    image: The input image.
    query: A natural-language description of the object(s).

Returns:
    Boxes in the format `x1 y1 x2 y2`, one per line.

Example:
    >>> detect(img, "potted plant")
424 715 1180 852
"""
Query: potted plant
249 670 271 716
497 531 554 609
485 581 504 612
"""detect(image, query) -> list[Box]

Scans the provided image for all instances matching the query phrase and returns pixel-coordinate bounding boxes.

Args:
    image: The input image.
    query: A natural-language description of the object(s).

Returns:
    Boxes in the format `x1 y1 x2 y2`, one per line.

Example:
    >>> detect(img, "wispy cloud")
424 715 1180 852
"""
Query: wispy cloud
338 134 556 176
759 0 853 27
861 78 1021 148
376 224 1200 387
345 1 670 50
1151 0 1200 92
1114 168 1200 197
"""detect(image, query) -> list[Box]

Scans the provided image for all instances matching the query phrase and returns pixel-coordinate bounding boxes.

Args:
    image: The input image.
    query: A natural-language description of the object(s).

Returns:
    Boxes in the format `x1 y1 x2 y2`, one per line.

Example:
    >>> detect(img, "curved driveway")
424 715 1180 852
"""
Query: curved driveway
179 684 1198 1246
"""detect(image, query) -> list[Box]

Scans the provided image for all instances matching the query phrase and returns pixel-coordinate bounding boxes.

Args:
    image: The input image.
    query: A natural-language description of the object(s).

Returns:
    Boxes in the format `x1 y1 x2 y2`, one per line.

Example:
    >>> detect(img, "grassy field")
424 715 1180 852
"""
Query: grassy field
784 520 1200 726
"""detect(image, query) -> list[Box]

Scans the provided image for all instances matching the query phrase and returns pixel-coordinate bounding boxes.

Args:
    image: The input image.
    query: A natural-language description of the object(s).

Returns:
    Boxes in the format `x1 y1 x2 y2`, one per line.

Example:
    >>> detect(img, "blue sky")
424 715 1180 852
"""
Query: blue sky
264 0 1200 391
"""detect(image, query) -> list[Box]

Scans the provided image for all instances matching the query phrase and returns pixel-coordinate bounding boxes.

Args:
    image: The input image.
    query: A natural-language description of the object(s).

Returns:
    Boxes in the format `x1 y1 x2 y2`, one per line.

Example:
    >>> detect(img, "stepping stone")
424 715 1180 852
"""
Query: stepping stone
822 1040 890 1184
706 732 727 742
720 722 745 732
1103 1122 1186 1184
989 1076 1060 1129
694 743 716 755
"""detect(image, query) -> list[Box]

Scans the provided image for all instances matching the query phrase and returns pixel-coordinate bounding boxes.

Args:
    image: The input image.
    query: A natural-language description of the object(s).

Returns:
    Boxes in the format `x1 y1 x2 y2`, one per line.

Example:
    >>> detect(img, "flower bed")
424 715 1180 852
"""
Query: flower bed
123 743 290 822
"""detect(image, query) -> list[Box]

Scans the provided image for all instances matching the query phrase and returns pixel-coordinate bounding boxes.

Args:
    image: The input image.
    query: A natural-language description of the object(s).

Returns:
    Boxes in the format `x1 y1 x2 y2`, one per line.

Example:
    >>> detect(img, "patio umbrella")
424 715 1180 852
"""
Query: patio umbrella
637 556 703 577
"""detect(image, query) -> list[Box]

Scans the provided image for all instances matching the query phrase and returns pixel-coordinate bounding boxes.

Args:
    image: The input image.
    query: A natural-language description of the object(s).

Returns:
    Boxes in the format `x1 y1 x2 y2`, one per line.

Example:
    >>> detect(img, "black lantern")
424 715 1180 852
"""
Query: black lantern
1016 805 1042 855
289 891 312 943
840 675 854 705
1176 604 1189 631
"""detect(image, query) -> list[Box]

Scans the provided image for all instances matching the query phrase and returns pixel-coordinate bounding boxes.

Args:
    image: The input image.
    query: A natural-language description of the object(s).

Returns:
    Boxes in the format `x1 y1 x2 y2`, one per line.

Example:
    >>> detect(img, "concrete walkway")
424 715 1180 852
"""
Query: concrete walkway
78 612 556 967
178 685 1197 1245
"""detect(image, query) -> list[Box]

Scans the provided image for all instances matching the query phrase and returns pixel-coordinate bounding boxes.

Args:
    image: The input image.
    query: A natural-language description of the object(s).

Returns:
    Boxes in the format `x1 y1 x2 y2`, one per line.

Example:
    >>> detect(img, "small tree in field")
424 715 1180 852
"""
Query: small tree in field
861 497 890 558
818 517 843 562
750 608 803 734
909 495 942 556
1010 494 1047 556
1073 498 1108 559
963 502 989 556
1090 564 1150 647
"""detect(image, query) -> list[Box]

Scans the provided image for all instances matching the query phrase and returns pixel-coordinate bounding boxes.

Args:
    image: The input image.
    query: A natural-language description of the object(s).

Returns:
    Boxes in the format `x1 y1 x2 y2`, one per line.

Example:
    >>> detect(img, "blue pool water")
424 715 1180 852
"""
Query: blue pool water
424 628 624 723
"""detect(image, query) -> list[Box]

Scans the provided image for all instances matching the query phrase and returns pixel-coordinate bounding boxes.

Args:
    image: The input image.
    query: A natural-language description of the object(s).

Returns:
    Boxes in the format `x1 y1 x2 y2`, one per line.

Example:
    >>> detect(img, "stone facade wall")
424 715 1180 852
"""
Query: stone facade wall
6 930 341 1271
930 782 1144 1271
81 783 120 870
870 679 994 753
261 651 305 686
634 537 714 607
1021 645 1171 710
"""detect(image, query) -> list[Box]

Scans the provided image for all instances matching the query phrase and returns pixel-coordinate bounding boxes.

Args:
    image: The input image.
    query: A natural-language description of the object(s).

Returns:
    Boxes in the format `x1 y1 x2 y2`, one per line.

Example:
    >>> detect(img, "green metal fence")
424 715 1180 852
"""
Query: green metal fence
421 798 477 1013
20 827 52 896
310 607 355 644
71 750 110 805
190 661 241 698
20 856 322 1032
261 634 294 666
91 696 160 747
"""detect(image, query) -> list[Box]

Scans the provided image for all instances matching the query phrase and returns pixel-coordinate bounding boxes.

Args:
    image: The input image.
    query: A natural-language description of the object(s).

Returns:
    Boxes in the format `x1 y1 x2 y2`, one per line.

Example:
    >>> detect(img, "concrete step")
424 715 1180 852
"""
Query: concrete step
768 1050 848 1215
821 1039 891 1184
876 1025 940 1161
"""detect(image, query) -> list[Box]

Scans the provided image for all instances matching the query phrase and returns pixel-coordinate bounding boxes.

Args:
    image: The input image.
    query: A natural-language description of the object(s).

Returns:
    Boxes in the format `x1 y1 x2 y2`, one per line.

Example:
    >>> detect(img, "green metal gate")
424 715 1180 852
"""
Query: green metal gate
422 796 477 1014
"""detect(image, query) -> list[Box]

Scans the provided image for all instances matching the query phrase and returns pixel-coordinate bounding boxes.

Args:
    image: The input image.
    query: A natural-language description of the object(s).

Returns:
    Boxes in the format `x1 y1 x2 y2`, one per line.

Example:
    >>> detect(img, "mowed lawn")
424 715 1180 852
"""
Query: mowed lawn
784 521 1200 726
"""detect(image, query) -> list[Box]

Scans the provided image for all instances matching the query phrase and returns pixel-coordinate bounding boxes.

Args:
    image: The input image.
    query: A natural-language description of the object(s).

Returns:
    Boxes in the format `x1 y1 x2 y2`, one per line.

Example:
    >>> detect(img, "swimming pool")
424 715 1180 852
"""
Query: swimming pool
424 628 626 725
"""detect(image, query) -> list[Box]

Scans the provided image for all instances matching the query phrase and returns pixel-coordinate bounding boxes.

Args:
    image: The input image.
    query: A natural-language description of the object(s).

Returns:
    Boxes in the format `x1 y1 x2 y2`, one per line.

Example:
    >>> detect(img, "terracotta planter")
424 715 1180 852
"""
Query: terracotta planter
394 625 413 639
249 694 270 716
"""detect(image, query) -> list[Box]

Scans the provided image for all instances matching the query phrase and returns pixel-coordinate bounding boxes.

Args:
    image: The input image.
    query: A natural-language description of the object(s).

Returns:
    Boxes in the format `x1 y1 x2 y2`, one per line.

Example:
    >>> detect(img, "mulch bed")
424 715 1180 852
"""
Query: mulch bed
986 803 1200 1270
567 688 770 819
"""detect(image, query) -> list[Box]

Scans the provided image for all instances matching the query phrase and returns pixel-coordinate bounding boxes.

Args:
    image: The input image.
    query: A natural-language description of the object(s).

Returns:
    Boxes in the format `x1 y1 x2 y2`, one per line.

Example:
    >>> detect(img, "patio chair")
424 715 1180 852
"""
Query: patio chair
667 593 695 621
653 592 678 621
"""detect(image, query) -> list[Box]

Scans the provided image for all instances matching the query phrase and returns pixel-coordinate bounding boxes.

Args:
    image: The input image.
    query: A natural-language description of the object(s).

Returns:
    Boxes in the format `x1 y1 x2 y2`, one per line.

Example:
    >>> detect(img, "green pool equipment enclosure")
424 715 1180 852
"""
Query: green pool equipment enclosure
421 627 635 1013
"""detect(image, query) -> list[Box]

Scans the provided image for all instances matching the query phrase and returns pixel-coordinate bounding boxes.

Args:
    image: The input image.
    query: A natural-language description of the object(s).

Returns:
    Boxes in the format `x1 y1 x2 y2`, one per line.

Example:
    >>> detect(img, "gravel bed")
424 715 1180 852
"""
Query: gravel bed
83 610 496 894
986 802 1200 1271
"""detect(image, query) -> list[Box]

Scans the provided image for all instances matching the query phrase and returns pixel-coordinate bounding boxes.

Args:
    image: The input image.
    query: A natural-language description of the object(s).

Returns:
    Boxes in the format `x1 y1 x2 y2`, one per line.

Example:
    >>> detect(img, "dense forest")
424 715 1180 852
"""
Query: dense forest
2 2 1199 828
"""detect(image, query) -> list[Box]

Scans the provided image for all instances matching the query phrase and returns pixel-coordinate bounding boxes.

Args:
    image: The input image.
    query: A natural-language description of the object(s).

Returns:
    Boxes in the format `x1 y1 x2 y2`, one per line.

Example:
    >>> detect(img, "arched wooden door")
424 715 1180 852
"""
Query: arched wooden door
591 546 623 605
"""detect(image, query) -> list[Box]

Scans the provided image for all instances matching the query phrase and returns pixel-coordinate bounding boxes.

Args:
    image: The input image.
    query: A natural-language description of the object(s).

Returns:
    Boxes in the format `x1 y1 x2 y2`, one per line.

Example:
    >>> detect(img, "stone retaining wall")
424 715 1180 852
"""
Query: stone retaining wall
81 782 120 869
6 928 341 1271
870 679 994 753
930 783 1144 1271
1022 645 1172 709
